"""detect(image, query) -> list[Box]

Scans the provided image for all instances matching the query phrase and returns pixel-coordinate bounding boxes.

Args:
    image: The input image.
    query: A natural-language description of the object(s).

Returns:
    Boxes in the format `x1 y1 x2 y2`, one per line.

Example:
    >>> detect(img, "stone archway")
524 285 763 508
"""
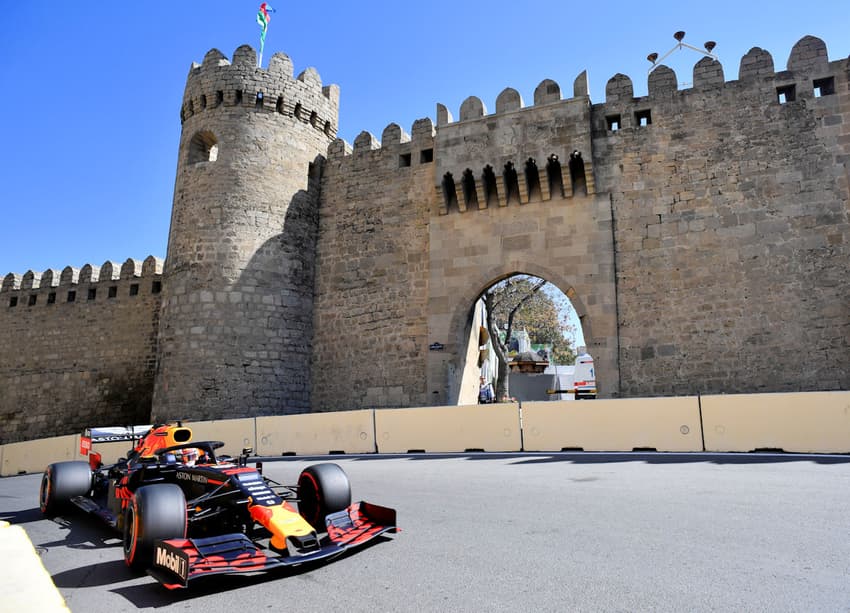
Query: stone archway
425 188 620 405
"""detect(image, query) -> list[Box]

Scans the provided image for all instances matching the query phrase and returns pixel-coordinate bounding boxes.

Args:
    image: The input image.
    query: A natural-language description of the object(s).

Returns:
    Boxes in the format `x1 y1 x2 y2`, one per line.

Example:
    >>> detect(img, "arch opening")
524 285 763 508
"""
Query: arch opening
455 273 591 406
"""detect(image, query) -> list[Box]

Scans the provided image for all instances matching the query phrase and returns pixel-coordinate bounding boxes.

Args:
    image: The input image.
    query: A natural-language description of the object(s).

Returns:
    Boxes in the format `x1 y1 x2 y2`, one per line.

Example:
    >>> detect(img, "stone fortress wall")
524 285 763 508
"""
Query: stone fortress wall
313 34 848 409
1 35 847 442
0 258 163 442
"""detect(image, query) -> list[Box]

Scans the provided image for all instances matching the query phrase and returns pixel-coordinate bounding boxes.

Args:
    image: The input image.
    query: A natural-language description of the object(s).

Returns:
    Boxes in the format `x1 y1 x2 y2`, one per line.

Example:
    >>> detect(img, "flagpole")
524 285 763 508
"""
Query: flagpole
256 3 274 69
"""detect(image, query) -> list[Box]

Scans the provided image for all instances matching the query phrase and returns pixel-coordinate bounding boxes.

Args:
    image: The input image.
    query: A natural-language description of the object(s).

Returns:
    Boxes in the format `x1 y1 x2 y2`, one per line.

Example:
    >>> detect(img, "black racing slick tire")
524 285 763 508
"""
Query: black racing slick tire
298 463 351 531
39 461 92 517
123 484 187 571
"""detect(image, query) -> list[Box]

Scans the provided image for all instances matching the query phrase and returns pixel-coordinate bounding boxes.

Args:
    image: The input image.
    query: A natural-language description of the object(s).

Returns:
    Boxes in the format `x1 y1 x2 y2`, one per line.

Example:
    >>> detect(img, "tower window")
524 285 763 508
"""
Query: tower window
606 114 621 131
152 281 162 294
635 109 652 127
420 149 433 163
813 77 834 97
399 153 411 168
47 292 56 304
188 131 219 164
108 286 118 298
777 84 796 104
129 283 139 296
28 294 37 306
87 288 97 301
67 290 76 303
8 296 18 307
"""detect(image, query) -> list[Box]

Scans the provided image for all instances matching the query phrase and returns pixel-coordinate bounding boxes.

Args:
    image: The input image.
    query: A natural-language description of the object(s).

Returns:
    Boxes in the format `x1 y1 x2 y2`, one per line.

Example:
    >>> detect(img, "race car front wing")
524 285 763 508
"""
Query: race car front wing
148 501 397 589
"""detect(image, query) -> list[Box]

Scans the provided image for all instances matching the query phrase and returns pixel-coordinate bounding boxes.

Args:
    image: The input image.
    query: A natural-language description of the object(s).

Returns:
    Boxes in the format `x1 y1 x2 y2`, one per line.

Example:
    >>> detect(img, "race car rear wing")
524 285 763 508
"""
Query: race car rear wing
80 425 153 456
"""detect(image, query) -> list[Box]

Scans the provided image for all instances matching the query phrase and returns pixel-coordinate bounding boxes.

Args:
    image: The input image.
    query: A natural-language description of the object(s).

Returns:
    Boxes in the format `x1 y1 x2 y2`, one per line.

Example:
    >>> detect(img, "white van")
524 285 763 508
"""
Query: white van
573 350 597 400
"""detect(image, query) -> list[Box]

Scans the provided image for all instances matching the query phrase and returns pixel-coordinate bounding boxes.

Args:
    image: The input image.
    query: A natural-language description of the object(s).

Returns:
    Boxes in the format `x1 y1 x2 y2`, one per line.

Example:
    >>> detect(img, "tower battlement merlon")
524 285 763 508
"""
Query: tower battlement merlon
1 256 162 294
180 45 340 139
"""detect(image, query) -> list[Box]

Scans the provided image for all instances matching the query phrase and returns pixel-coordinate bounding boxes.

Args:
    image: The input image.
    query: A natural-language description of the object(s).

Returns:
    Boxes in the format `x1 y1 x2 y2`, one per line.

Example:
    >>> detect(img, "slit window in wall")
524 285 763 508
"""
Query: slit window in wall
813 77 834 97
569 151 588 196
776 84 796 104
28 294 37 306
129 283 139 296
606 115 621 131
399 153 412 168
188 131 219 164
525 158 541 201
461 169 478 208
67 290 76 303
635 109 652 127
216 90 224 106
324 121 332 136
108 285 118 299
8 296 17 307
294 103 302 120
503 162 520 205
442 172 459 211
255 92 264 109
152 281 162 294
88 288 97 301
47 292 56 304
310 111 318 127
420 149 434 163
200 94 207 109
235 90 243 105
276 96 285 114
546 154 564 198
482 165 498 207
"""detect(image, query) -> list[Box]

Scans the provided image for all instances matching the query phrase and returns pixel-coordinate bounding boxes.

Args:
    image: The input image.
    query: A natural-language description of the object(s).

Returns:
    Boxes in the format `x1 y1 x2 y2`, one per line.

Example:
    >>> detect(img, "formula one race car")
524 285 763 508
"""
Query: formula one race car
39 424 396 589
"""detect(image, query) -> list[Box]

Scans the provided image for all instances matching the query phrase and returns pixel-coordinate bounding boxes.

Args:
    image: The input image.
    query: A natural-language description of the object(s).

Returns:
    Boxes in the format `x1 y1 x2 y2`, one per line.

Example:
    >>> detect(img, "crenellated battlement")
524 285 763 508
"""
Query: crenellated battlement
326 117 436 171
592 35 846 134
2 256 163 307
179 45 340 139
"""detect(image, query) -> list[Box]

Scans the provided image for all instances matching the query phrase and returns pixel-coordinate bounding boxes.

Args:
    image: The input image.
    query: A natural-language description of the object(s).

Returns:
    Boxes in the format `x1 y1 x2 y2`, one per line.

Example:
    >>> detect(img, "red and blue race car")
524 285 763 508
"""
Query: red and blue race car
39 423 396 589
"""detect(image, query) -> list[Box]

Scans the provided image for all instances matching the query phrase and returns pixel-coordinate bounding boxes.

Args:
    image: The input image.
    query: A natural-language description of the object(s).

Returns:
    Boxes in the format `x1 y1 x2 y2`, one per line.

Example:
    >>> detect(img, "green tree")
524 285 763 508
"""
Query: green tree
483 275 576 401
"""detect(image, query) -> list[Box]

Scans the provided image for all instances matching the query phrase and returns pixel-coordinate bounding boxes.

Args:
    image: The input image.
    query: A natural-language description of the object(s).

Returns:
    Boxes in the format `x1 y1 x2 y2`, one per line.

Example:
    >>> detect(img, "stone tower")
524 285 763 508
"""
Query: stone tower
152 45 338 420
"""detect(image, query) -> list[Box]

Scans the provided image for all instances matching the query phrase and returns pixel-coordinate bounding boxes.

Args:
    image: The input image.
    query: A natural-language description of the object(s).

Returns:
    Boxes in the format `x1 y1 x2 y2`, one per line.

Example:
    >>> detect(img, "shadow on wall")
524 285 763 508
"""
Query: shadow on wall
224 156 324 416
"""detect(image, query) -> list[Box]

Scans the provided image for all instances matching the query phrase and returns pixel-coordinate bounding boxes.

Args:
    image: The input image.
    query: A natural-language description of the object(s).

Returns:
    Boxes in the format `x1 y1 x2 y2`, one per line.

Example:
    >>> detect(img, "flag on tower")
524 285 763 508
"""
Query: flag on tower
256 3 275 67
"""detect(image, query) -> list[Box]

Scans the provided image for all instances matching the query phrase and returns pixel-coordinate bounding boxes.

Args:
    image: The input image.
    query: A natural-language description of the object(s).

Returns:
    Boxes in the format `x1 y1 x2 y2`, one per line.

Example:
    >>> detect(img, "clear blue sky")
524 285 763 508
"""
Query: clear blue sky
1 1 846 278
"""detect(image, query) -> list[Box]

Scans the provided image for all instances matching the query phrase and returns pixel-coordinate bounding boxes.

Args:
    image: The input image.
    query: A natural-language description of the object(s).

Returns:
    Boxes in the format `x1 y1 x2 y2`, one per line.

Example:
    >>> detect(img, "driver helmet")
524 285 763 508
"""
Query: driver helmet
180 447 201 466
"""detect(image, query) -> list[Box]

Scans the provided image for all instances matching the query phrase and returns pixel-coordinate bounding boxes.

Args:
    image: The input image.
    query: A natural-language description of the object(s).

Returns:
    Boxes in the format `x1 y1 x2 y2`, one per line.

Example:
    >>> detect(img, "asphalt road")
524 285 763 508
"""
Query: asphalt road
2 452 849 612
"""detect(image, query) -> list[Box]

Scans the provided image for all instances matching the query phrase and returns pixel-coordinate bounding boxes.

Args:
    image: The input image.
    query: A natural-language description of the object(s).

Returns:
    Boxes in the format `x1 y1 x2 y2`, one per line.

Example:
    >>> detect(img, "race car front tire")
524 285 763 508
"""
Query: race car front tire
298 463 351 531
123 483 187 571
40 461 92 517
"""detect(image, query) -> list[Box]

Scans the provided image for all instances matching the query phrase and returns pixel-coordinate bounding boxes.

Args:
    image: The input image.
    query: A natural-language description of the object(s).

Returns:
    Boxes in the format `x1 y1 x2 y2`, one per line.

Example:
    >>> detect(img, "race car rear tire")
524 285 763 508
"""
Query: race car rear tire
123 484 187 571
40 461 92 517
298 463 351 531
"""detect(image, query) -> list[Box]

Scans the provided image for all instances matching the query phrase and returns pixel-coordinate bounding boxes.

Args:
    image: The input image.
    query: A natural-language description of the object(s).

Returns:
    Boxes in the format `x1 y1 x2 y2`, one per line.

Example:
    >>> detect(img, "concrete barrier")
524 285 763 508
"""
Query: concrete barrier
0 435 80 477
183 418 257 458
256 410 376 456
521 397 703 452
0 521 70 611
701 391 850 453
375 403 522 453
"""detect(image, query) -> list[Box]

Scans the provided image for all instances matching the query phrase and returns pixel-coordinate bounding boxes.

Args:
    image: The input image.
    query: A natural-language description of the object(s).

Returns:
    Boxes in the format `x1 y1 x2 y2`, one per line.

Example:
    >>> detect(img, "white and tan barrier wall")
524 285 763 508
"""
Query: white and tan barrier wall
521 397 704 452
701 391 850 454
2 391 849 475
374 403 522 453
